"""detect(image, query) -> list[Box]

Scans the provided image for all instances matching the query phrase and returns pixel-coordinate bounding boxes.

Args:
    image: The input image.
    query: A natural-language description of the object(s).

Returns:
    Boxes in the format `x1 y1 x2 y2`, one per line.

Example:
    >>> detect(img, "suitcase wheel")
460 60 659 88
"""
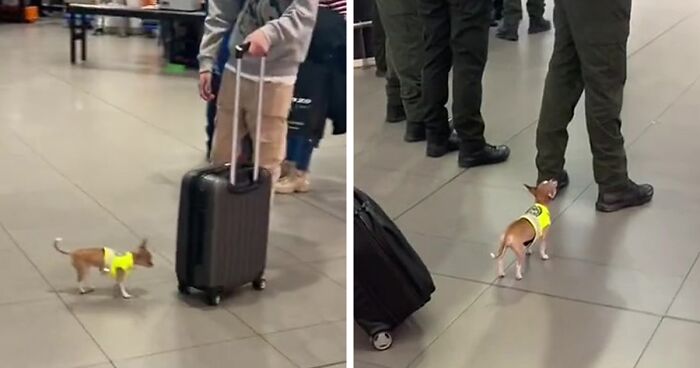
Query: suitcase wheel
177 283 191 295
372 331 392 351
206 289 222 306
252 276 267 291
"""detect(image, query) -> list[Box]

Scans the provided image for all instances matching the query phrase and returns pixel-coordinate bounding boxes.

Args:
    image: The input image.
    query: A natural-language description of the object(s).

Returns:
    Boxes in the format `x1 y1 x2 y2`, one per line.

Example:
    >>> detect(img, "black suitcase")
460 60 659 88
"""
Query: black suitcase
354 188 436 350
176 44 270 306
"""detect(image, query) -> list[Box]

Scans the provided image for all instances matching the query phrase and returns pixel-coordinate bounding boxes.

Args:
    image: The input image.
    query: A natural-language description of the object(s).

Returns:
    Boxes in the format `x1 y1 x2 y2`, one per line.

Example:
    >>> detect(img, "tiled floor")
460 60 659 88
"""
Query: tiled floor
0 18 345 368
354 0 700 367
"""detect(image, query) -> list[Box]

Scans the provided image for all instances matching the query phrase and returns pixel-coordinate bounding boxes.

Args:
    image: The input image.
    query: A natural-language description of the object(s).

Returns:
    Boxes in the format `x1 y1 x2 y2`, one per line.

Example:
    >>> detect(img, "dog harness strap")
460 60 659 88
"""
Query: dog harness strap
518 204 551 241
103 247 134 278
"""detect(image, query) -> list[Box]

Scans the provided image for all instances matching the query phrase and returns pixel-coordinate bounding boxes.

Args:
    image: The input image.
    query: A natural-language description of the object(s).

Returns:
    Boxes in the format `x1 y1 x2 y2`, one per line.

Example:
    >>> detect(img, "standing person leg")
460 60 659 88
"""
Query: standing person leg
449 0 510 168
376 0 426 143
419 0 455 156
497 0 522 41
206 72 221 160
526 0 551 34
564 0 652 211
493 0 504 22
535 0 583 187
210 70 249 166
384 46 406 123
244 78 294 190
372 1 387 77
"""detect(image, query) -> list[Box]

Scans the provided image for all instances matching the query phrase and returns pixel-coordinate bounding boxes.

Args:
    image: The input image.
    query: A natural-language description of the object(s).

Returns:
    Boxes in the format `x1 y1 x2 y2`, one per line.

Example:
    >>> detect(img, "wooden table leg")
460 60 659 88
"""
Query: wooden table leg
70 12 76 64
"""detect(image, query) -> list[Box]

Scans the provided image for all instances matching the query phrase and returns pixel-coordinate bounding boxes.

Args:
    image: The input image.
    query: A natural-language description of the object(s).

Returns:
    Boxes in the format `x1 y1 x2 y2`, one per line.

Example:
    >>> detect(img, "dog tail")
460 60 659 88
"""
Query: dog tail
490 236 507 259
53 238 70 255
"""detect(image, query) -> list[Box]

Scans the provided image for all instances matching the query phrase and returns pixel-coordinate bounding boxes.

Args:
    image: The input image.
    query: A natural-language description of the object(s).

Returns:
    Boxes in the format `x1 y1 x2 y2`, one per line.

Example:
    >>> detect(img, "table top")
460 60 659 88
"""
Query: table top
66 3 205 19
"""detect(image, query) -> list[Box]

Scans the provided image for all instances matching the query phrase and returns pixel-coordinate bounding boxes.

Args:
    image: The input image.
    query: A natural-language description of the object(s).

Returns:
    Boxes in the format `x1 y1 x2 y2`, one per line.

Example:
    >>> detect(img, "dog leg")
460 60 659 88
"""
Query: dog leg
514 246 525 280
526 246 533 255
496 258 505 278
75 262 94 295
540 236 550 260
116 269 132 299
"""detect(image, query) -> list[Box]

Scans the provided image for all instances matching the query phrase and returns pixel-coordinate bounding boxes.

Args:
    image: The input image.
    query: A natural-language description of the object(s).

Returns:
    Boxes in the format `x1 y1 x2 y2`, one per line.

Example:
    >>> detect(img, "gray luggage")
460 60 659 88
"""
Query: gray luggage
176 44 270 306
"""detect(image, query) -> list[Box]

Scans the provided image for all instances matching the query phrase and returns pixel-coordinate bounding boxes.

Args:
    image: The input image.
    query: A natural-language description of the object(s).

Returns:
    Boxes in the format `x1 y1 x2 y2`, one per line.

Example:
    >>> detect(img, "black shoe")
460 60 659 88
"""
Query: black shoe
458 144 510 168
404 122 426 142
528 17 552 34
386 104 406 123
490 18 499 27
496 26 519 41
426 133 460 158
596 181 654 213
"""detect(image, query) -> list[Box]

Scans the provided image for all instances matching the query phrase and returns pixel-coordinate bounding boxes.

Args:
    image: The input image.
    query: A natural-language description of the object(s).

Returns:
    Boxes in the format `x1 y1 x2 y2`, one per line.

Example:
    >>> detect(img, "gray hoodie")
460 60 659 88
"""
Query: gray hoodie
198 0 318 79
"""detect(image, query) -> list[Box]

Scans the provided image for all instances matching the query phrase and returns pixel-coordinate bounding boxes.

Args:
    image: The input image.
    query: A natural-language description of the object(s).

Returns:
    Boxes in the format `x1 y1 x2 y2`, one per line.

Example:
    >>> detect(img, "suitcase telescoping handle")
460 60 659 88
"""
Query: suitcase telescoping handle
230 42 266 187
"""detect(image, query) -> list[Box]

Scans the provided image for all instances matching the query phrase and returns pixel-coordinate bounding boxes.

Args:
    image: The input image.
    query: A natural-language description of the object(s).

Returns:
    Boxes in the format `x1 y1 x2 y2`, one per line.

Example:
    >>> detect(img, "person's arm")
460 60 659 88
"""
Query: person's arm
259 0 319 48
198 0 241 73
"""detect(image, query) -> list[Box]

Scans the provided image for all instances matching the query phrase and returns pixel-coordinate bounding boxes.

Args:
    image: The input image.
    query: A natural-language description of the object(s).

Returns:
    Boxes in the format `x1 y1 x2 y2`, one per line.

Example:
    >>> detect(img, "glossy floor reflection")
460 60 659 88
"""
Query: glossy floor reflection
354 0 700 366
0 18 345 368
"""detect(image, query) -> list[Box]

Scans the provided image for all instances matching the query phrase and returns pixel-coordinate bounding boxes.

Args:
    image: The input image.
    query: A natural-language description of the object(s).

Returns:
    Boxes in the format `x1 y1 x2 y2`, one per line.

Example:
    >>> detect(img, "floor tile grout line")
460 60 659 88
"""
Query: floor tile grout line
309 362 346 368
632 317 664 368
663 314 700 326
664 251 700 315
113 335 259 365
628 9 700 59
6 128 176 266
0 221 115 366
488 282 662 318
390 115 539 223
219 306 304 368
355 359 390 368
633 250 700 367
40 69 204 153
291 194 346 222
405 281 495 368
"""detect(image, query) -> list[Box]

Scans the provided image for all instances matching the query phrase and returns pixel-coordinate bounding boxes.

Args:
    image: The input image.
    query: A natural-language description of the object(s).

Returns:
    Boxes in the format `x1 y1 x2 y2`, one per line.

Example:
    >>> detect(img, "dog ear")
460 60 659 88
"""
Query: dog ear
138 239 148 250
523 184 537 196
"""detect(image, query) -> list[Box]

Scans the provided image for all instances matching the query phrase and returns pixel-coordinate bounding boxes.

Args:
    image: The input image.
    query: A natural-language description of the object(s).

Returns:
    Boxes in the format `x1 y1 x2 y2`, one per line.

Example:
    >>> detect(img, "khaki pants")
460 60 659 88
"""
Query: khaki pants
211 70 294 185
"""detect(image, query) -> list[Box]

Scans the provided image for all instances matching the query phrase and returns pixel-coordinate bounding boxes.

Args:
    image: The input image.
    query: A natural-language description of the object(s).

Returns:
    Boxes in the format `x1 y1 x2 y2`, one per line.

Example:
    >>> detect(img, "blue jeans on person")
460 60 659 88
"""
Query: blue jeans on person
286 134 315 172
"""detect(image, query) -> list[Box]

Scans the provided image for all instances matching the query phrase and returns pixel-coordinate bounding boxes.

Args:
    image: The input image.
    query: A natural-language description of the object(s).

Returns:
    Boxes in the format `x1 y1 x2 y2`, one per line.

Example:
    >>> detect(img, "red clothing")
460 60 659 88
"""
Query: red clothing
320 0 346 17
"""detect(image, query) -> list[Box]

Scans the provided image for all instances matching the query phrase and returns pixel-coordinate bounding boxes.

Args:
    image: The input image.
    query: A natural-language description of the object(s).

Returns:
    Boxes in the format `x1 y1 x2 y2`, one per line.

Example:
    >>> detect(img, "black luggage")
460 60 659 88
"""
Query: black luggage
176 44 270 306
354 188 436 351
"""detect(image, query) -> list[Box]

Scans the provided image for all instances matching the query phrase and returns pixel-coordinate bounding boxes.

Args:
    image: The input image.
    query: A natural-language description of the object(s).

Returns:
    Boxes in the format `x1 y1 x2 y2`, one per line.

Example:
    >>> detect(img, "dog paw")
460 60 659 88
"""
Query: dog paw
79 288 95 295
497 273 506 278
541 254 550 260
121 293 133 299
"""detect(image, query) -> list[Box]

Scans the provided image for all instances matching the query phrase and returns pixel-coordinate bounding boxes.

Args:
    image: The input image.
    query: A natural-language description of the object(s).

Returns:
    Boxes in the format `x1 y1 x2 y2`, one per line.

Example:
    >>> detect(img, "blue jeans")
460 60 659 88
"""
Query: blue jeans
286 134 315 172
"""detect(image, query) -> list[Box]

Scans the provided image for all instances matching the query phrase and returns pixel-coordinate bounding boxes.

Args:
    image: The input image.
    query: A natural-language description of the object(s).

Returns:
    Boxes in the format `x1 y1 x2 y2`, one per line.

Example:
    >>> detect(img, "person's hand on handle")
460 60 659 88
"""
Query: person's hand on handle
199 71 215 101
244 29 271 57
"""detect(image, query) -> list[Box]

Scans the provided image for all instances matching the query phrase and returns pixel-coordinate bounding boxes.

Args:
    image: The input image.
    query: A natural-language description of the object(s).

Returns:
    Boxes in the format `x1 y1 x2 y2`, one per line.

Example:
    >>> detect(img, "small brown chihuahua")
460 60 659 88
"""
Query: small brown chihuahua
491 180 558 280
53 237 154 298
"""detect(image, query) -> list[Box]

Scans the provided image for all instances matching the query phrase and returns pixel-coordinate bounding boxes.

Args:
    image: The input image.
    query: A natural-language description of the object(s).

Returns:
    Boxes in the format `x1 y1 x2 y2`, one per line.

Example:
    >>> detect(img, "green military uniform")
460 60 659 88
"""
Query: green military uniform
502 0 545 27
536 0 632 192
374 0 425 126
418 0 491 148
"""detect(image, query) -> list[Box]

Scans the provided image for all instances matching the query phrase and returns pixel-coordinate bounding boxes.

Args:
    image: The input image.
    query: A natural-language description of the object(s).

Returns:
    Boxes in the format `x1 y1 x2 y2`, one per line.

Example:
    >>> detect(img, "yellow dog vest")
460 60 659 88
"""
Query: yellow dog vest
103 247 134 278
519 203 551 242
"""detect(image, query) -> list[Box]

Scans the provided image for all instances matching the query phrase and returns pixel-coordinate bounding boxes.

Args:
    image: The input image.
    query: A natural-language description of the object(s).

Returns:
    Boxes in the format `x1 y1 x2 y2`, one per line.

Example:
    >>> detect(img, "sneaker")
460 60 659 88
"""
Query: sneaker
426 132 460 158
458 144 510 168
496 25 519 41
275 171 311 194
528 17 552 34
386 104 406 123
596 181 653 213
